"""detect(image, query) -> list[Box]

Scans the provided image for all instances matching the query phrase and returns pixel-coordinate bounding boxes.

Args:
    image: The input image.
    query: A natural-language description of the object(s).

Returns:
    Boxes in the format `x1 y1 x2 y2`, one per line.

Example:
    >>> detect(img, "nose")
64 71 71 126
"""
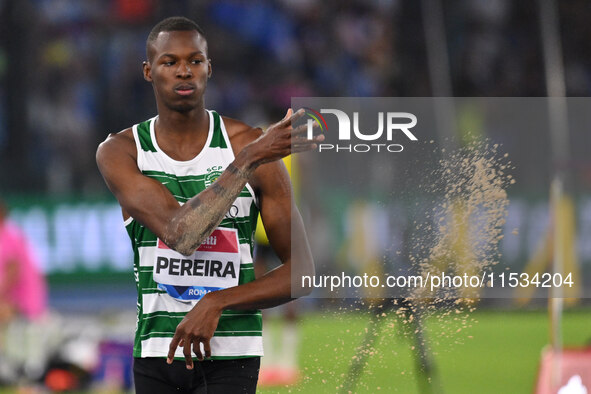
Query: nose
176 61 192 78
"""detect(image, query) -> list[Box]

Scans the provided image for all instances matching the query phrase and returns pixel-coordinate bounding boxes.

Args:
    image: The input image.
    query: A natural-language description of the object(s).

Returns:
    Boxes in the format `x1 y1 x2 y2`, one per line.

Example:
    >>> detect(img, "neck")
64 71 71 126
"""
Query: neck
156 103 209 137
153 103 211 160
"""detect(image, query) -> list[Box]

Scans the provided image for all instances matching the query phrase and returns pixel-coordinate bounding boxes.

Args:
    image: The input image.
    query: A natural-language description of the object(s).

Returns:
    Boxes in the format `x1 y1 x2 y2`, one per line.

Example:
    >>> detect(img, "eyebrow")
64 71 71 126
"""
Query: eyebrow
158 51 206 60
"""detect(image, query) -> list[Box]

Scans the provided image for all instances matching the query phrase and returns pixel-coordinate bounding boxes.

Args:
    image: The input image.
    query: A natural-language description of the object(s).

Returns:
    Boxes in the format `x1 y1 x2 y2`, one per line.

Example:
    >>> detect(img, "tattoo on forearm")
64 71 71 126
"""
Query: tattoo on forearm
189 197 202 209
210 182 226 196
226 163 252 180
226 163 239 174
167 162 253 255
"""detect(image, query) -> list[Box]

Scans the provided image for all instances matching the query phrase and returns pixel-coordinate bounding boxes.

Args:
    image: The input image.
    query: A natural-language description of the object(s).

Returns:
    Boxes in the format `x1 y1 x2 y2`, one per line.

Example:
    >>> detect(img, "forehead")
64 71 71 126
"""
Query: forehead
149 30 208 59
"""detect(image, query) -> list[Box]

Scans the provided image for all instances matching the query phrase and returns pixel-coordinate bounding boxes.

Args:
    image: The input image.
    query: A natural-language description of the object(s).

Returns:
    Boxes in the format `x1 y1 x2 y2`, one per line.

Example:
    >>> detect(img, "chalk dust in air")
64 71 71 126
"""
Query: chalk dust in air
411 140 513 300
300 140 514 393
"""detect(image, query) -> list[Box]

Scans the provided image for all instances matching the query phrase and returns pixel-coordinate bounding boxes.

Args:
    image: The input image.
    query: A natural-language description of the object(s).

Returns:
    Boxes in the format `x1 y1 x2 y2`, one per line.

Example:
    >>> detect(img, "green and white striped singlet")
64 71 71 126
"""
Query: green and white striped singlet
124 110 262 359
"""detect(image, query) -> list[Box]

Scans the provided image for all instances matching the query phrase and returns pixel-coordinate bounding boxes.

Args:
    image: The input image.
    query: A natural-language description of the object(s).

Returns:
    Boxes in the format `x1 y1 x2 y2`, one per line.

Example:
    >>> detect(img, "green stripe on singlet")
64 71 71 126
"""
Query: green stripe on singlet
216 314 262 333
213 331 262 337
209 111 228 149
137 330 263 341
138 270 158 290
141 171 252 201
137 120 156 152
141 310 261 319
239 269 255 284
127 222 157 245
140 312 261 337
139 331 174 340
141 171 206 183
221 309 261 316
138 330 262 341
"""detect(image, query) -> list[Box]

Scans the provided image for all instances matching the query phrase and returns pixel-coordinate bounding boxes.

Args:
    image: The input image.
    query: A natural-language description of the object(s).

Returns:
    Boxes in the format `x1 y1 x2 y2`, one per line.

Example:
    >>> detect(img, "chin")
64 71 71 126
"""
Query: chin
169 102 197 113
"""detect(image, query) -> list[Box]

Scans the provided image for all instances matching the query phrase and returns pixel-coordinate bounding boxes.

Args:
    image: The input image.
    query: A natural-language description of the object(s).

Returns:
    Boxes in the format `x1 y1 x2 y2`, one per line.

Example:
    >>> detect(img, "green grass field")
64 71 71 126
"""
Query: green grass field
259 306 591 393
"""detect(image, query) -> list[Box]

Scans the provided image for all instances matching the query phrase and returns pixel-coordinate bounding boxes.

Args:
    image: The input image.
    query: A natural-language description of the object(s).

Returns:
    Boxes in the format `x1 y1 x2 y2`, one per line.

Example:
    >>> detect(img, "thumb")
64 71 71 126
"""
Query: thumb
284 108 293 119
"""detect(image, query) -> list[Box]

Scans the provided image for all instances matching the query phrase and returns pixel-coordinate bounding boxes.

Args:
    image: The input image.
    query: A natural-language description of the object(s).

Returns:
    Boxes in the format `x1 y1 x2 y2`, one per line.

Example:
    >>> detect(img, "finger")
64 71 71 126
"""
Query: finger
193 339 204 361
291 140 321 150
290 144 318 154
290 123 313 137
167 334 182 364
279 108 305 128
291 140 320 148
289 108 306 125
203 339 212 359
275 108 293 128
292 131 325 140
292 134 325 144
183 338 194 369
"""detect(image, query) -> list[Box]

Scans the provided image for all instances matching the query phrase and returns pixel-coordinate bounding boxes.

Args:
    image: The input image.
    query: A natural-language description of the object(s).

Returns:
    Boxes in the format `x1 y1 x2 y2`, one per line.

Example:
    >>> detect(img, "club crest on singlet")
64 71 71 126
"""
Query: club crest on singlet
153 227 241 301
204 165 224 187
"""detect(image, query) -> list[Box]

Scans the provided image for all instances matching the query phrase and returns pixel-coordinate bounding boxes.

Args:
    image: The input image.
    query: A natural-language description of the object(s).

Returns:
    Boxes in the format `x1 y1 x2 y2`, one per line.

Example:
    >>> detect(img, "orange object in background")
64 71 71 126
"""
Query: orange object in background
44 369 78 392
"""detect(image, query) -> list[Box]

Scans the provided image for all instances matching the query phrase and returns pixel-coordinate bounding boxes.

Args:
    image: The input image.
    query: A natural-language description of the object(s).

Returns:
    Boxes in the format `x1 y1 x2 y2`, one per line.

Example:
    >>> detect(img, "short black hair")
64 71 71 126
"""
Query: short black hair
146 16 206 60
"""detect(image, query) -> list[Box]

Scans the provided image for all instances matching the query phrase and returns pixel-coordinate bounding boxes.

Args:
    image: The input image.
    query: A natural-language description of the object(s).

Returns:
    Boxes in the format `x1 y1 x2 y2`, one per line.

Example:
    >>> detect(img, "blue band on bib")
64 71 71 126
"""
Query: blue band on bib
157 284 222 300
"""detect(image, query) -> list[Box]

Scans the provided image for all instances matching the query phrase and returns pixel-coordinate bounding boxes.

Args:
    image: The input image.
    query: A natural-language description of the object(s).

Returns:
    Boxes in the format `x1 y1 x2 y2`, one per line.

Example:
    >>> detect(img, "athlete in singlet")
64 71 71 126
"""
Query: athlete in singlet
96 17 323 394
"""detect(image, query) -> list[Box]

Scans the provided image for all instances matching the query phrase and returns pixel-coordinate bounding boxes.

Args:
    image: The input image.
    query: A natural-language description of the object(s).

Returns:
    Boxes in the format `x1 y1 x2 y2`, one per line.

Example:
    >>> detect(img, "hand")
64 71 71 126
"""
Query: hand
166 293 222 369
246 108 324 167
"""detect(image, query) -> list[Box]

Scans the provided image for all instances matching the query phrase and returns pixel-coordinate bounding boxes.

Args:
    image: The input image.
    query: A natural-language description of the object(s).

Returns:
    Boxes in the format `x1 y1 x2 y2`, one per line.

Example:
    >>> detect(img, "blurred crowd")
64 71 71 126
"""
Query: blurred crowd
1 0 591 194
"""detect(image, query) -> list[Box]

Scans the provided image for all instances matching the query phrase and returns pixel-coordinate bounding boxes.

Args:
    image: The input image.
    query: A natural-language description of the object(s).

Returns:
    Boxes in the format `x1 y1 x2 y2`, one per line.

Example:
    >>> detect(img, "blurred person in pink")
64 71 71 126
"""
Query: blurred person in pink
0 199 47 323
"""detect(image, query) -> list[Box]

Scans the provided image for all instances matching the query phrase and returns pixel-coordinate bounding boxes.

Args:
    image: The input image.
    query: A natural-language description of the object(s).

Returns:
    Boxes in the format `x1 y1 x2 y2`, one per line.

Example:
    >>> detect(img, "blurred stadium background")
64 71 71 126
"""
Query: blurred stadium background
1 0 591 392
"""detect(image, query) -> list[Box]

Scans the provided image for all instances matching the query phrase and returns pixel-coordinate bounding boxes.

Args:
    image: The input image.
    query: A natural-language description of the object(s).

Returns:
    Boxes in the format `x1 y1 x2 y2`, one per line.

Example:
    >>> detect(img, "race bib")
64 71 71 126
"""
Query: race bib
153 227 241 301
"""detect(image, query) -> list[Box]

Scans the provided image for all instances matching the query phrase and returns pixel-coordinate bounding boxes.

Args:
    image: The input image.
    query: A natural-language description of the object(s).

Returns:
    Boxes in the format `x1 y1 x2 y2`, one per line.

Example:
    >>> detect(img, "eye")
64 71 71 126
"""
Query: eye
163 60 175 66
191 59 203 65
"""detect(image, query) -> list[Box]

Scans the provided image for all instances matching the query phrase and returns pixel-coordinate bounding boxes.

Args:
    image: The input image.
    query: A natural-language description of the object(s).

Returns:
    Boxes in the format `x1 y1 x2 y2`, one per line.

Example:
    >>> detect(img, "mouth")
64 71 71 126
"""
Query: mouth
174 84 196 96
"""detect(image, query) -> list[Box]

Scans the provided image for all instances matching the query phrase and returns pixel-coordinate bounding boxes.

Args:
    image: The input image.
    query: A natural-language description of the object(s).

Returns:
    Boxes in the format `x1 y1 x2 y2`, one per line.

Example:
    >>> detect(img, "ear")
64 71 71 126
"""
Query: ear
143 61 152 82
207 59 212 79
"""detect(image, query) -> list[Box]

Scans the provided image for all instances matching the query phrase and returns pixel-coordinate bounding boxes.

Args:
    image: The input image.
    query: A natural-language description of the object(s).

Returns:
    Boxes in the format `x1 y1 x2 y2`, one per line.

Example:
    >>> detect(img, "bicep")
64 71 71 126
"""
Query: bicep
96 138 180 240
255 161 307 264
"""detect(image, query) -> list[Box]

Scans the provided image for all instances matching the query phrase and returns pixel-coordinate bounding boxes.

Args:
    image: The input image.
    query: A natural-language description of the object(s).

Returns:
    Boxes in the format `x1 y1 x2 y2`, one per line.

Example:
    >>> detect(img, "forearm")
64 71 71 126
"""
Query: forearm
163 149 258 255
207 262 294 311
206 239 314 311
203 208 316 311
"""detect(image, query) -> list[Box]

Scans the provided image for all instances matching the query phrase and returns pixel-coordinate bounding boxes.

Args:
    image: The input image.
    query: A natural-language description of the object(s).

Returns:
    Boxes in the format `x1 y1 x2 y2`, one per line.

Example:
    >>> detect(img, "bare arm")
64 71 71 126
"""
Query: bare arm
166 127 316 368
96 109 321 255
197 159 312 309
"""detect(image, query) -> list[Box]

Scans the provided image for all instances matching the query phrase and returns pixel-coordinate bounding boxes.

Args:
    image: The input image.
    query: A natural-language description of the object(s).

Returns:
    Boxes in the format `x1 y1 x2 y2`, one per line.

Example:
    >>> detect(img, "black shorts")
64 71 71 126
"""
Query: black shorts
133 357 260 394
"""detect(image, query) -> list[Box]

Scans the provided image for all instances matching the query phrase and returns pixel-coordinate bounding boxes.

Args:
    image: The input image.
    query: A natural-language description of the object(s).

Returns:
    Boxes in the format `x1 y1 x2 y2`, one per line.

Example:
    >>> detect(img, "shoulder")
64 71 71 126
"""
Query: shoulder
220 115 263 154
96 127 137 172
96 127 136 165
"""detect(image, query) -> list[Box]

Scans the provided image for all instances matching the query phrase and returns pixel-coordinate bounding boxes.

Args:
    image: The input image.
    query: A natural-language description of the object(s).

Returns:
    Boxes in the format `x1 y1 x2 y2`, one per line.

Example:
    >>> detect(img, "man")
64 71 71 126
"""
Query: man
96 16 322 393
